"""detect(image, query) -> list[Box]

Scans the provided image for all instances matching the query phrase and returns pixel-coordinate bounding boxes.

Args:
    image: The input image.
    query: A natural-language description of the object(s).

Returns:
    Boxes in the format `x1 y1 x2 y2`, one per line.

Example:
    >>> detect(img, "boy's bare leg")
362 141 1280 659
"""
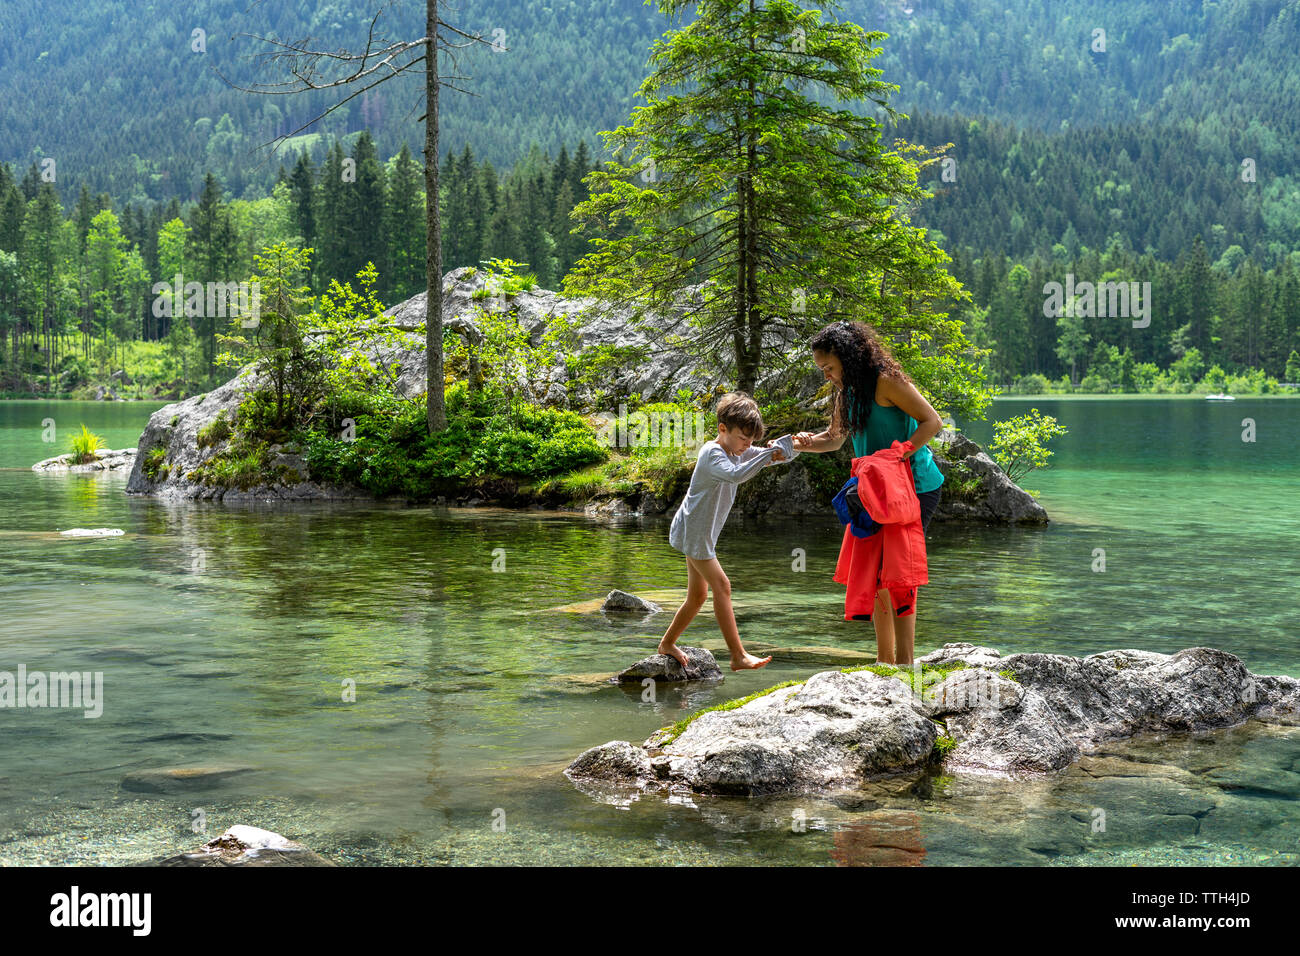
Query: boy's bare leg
689 556 771 671
873 587 896 664
658 558 707 669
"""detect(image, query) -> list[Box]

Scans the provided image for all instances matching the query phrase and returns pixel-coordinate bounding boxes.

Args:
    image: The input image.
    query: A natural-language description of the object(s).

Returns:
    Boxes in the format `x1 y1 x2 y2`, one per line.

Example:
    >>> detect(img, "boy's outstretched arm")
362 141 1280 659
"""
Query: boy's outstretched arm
700 443 780 484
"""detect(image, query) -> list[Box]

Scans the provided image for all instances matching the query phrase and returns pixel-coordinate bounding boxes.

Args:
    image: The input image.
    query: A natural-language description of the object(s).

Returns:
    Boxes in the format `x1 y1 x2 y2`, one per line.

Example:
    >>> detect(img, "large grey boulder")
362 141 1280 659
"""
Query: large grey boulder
567 643 1300 798
931 428 1048 524
571 670 938 796
735 459 823 516
918 641 1004 669
125 268 724 502
382 266 721 406
124 366 373 502
922 644 1300 774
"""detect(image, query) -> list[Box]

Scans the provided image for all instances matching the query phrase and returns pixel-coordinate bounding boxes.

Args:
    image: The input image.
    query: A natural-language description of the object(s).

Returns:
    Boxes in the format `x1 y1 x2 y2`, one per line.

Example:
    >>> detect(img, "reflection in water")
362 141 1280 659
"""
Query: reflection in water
831 811 927 866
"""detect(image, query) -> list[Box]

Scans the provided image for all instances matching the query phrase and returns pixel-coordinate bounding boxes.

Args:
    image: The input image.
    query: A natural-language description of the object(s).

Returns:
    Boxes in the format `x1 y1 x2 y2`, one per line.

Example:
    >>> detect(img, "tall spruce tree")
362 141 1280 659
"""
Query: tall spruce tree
387 143 426 301
289 151 317 278
342 131 387 288
316 141 348 288
562 0 982 412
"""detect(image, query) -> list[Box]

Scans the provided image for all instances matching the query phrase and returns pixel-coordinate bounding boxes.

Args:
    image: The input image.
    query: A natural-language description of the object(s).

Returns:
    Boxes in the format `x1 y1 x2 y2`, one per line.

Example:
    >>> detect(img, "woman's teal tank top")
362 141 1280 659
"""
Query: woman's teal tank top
846 386 945 494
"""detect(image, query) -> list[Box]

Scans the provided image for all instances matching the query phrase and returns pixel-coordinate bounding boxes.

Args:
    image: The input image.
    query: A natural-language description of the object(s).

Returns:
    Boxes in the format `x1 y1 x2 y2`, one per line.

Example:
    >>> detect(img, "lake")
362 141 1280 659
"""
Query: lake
1 396 1298 865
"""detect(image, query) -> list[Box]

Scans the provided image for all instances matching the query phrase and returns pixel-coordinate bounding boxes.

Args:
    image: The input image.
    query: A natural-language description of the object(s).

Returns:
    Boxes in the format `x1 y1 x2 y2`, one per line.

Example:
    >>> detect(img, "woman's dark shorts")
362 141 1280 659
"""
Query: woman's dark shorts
918 487 942 534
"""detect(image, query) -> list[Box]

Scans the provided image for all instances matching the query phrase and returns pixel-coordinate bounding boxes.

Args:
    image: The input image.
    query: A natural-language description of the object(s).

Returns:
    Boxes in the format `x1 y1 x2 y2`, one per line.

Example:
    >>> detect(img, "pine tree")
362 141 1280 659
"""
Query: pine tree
23 183 63 387
187 172 240 373
386 143 425 301
439 147 464 269
1181 235 1214 357
562 0 978 407
0 165 25 255
316 141 347 288
342 131 387 290
288 151 317 275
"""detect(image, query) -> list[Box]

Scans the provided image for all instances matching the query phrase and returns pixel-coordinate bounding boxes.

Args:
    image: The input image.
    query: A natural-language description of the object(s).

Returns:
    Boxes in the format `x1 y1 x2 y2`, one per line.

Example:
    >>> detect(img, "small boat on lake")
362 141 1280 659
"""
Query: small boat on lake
1205 393 1236 401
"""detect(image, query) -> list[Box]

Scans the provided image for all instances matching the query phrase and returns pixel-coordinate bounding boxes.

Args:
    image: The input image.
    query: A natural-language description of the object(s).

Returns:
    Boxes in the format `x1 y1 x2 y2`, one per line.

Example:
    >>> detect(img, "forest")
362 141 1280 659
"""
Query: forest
2 0 1299 397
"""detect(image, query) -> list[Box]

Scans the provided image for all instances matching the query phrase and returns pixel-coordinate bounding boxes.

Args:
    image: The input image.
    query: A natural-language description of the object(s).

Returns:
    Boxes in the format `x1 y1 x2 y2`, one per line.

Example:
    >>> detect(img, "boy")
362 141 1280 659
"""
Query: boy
658 392 797 672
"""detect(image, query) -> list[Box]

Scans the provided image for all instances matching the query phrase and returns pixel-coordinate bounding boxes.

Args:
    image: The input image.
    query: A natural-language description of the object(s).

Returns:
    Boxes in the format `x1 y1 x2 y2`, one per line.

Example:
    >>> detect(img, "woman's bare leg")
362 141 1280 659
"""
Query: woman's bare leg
658 559 707 668
873 588 919 665
894 602 916 666
688 556 771 671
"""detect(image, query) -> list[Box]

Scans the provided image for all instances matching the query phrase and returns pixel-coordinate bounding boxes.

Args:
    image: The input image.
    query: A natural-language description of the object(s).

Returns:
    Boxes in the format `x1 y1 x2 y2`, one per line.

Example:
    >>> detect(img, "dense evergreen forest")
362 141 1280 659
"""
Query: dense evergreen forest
5 0 1297 204
1 0 1298 396
0 137 605 395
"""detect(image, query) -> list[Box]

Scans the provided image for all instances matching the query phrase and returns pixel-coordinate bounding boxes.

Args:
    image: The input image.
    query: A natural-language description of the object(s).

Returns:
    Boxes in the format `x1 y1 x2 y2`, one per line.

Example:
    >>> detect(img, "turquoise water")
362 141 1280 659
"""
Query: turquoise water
0 397 1298 866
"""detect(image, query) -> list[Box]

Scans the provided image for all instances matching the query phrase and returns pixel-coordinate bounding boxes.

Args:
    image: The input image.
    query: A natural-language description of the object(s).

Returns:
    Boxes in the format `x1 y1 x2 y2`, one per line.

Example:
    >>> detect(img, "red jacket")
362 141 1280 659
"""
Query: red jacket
832 440 929 620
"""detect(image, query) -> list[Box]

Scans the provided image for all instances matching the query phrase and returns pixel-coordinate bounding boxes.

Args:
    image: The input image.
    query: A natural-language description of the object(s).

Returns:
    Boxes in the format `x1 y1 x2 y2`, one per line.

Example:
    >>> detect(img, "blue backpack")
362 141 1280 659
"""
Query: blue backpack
832 476 881 539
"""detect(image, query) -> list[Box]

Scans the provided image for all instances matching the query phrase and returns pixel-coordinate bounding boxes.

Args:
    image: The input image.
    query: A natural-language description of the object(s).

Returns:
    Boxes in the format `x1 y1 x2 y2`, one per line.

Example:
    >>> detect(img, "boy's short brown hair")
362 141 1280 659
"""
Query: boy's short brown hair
715 391 765 441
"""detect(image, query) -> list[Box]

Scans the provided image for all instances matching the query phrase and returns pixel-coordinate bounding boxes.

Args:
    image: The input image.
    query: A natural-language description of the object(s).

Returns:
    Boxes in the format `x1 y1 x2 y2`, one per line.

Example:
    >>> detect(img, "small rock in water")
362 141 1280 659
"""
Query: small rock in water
601 589 663 615
613 645 722 683
148 825 335 867
59 528 125 537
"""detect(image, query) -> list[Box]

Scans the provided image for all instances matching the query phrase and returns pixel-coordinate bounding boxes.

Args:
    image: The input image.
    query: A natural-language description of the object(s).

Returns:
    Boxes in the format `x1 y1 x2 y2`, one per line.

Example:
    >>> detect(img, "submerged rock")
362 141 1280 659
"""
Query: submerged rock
149 825 335 867
567 643 1300 798
601 589 663 615
120 765 258 794
613 646 722 683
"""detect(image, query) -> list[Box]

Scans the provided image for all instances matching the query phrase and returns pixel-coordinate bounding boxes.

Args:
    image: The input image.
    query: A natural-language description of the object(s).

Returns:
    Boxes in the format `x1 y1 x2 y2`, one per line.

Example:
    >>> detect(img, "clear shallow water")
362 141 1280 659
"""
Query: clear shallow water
1 398 1298 866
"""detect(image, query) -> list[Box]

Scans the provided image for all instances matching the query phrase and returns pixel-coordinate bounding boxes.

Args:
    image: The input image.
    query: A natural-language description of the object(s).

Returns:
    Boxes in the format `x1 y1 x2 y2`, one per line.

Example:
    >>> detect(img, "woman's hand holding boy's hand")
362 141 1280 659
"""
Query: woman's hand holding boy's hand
767 435 796 463
792 431 816 450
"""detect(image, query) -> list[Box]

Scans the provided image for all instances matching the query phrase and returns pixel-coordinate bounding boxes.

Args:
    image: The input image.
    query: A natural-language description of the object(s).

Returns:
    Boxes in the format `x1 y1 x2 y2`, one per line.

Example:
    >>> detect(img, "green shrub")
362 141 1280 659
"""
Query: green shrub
934 735 958 757
58 355 91 389
988 408 1068 483
1010 373 1051 394
940 460 983 498
301 381 608 499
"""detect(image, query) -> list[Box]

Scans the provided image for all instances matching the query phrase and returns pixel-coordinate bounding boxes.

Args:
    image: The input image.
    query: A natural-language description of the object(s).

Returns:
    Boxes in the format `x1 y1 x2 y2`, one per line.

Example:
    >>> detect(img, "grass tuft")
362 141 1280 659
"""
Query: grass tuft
68 424 106 464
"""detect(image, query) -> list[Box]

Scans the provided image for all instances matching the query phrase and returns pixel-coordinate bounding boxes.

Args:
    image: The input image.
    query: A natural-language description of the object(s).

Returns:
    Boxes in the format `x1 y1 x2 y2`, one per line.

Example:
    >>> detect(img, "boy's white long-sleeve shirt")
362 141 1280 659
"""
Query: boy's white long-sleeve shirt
668 436 796 560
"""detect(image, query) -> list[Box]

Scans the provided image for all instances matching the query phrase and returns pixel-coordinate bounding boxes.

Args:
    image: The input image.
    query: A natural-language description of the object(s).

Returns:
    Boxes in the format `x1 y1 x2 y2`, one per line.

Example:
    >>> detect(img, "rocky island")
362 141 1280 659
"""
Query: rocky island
120 268 1046 523
566 642 1300 799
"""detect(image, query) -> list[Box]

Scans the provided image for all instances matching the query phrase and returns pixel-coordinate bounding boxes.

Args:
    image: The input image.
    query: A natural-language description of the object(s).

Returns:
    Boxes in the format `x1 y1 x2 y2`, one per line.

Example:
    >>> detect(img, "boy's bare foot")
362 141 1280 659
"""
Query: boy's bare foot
730 654 772 671
658 641 691 671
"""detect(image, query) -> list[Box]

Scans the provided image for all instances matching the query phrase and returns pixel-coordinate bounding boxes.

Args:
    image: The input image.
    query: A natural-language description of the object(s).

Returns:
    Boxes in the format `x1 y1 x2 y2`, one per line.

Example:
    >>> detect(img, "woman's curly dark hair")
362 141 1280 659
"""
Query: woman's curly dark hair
809 320 908 437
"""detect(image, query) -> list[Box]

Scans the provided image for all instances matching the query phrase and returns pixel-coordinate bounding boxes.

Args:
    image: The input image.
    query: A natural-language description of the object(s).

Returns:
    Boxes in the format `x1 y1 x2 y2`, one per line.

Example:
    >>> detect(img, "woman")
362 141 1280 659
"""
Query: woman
792 320 945 666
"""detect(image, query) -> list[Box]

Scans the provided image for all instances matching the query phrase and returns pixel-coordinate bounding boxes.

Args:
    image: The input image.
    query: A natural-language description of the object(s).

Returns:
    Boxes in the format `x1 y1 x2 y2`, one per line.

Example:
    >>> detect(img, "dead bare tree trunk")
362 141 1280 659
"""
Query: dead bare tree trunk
219 0 494 433
425 0 445 431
